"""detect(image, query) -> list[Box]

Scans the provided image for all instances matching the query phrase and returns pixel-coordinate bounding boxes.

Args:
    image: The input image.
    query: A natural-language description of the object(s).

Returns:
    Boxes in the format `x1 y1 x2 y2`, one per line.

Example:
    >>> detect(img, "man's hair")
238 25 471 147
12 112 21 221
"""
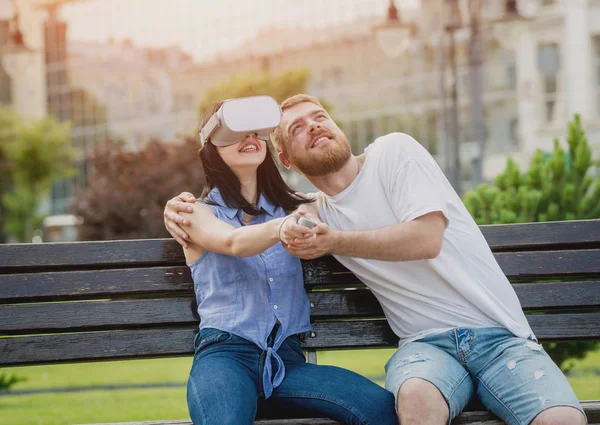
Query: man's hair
270 94 324 154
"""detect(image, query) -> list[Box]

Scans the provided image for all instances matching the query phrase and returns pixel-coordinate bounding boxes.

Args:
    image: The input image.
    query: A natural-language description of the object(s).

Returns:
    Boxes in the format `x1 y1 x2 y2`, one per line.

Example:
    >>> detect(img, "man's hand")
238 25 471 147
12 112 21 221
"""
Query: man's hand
164 192 197 248
285 223 337 260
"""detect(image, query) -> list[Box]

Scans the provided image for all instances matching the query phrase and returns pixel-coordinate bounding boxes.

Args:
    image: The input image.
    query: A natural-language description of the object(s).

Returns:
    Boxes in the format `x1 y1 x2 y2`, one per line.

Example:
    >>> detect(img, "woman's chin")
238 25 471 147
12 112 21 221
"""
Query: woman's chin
232 156 265 169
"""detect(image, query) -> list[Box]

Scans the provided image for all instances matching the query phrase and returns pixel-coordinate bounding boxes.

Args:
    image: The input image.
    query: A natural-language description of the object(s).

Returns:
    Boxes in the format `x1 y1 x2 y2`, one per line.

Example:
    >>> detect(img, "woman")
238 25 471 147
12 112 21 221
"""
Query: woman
173 100 397 425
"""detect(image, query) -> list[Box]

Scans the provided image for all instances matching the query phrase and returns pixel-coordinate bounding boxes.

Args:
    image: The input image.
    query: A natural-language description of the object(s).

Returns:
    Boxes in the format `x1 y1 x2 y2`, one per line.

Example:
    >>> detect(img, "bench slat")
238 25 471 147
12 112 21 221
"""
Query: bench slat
75 400 600 424
304 250 600 285
0 328 197 366
308 281 600 316
3 281 600 334
3 280 600 334
2 220 599 273
480 220 600 251
1 250 599 304
3 313 600 366
0 298 198 334
0 266 192 303
306 313 600 348
0 239 184 273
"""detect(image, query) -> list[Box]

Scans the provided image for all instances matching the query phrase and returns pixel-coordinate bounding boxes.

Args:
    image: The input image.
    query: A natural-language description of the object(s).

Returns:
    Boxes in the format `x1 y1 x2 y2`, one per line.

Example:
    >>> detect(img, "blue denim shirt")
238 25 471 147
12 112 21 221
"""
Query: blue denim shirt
188 188 312 398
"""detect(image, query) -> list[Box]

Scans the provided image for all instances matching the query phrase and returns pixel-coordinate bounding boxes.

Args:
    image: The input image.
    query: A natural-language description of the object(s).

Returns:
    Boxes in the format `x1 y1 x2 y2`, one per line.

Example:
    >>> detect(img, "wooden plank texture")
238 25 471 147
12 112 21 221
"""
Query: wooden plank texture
4 281 599 334
2 219 599 273
303 250 600 285
2 258 599 309
0 298 199 334
480 220 600 251
0 328 197 366
0 239 184 273
0 266 193 303
3 313 600 366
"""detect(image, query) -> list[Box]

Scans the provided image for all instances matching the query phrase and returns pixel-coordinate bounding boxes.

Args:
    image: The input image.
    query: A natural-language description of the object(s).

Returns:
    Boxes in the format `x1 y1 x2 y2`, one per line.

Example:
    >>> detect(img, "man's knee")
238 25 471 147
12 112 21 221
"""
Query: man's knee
397 378 448 422
531 406 586 425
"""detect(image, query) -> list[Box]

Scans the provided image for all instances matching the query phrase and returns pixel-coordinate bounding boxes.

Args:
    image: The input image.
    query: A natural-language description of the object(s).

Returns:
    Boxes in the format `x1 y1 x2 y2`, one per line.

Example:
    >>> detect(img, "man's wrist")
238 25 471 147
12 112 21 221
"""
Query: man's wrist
328 228 343 254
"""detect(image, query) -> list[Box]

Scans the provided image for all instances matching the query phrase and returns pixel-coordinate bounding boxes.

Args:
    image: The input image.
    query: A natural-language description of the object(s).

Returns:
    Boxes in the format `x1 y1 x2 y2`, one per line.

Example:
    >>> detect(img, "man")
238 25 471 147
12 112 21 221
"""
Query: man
164 94 586 425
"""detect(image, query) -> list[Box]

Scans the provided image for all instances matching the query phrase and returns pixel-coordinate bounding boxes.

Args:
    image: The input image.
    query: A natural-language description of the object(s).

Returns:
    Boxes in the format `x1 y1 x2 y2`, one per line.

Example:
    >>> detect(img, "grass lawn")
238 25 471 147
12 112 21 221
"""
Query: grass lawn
0 388 188 425
1 348 598 425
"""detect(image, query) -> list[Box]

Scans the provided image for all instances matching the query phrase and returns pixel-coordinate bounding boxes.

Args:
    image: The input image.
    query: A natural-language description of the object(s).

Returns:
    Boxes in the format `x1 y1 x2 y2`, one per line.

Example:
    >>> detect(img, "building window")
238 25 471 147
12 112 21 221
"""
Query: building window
509 118 519 148
537 43 560 123
505 62 516 89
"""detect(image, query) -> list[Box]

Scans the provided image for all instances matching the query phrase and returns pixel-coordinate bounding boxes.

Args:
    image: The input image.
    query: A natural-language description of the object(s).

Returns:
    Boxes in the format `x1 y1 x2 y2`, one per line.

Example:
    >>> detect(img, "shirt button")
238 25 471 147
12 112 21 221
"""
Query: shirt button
273 305 279 310
268 278 274 282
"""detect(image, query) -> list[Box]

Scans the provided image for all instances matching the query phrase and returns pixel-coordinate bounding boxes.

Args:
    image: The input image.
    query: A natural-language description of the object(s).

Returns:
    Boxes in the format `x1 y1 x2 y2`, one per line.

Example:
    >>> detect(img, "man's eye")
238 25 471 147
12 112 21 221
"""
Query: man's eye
292 126 302 135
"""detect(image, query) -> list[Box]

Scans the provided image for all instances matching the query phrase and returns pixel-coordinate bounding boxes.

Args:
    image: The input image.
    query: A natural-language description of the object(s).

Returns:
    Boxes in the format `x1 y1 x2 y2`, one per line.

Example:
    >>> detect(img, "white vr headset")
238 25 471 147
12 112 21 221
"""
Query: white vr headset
199 96 282 147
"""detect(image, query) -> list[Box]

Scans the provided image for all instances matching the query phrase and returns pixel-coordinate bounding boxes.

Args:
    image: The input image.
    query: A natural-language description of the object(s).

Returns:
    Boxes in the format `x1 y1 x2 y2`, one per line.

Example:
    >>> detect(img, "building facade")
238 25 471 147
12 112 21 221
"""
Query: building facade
4 0 600 217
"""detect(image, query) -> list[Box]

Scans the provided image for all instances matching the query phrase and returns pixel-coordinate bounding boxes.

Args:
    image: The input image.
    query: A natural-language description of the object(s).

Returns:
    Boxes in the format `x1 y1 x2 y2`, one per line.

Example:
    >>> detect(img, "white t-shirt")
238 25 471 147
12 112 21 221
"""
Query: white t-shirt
315 133 534 346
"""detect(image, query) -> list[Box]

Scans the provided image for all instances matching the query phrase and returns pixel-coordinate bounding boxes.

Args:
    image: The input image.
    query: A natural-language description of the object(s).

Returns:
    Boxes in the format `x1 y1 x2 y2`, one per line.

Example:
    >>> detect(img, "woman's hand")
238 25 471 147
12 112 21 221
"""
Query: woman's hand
279 213 315 247
163 192 198 248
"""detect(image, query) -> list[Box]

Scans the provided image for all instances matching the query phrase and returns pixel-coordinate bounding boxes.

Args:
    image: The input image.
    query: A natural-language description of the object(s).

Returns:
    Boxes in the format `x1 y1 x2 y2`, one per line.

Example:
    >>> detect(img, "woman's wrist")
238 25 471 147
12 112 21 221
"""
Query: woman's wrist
277 214 296 241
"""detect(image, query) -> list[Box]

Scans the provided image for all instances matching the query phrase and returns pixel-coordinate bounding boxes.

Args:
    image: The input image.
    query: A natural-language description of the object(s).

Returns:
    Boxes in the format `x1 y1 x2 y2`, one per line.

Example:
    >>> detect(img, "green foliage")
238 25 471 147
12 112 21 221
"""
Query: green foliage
463 114 599 225
1 111 76 242
0 107 20 192
0 372 26 391
72 137 205 240
2 185 44 242
462 114 599 370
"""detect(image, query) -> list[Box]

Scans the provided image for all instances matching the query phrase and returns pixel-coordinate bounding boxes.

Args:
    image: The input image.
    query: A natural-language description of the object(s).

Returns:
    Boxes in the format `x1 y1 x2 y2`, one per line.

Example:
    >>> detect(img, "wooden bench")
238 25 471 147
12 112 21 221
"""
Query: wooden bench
1 220 599 424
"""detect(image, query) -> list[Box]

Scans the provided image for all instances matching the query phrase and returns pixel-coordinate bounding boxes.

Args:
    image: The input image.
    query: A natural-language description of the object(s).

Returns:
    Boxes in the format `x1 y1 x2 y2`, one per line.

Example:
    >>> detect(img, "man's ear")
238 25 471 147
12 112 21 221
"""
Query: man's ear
278 151 292 170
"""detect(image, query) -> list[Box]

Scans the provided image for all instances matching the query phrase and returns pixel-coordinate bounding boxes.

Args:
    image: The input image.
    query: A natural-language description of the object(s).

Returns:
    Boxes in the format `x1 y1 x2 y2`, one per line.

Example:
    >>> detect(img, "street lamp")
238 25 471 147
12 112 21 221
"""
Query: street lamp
490 0 531 51
373 0 415 59
1 0 36 80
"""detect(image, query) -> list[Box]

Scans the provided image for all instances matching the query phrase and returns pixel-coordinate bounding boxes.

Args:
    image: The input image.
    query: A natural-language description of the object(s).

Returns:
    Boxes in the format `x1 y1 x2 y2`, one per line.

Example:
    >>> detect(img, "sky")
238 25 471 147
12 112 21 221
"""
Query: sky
2 0 419 62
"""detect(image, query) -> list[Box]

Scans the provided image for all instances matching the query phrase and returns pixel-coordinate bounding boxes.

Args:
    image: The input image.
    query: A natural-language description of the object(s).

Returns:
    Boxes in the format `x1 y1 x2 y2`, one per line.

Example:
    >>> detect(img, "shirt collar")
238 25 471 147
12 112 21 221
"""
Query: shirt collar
208 187 277 219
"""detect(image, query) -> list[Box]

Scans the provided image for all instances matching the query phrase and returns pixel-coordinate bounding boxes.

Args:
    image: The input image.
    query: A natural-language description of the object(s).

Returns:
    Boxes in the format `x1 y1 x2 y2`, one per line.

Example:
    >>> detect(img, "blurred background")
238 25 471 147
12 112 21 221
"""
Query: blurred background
0 0 599 424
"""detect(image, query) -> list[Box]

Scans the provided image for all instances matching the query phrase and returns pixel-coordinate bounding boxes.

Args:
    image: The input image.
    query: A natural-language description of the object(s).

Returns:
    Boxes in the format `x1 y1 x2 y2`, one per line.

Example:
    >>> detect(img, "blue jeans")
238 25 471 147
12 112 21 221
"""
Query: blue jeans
187 328 398 425
385 327 585 425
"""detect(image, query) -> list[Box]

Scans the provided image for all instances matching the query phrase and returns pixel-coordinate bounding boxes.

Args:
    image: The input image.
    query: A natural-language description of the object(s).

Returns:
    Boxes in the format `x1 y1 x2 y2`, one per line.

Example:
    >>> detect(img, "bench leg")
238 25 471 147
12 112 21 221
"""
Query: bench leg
306 349 318 364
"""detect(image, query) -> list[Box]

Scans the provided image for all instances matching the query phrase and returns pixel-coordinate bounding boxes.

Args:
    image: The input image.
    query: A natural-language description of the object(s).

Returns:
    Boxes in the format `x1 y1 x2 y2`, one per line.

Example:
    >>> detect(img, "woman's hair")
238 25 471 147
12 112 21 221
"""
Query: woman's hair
198 101 313 215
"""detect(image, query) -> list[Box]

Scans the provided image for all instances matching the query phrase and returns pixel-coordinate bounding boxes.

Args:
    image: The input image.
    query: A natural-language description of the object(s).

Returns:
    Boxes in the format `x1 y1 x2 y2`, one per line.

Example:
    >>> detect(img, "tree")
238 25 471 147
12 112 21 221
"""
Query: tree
462 114 600 370
0 107 21 243
463 114 599 225
1 112 76 243
72 137 205 240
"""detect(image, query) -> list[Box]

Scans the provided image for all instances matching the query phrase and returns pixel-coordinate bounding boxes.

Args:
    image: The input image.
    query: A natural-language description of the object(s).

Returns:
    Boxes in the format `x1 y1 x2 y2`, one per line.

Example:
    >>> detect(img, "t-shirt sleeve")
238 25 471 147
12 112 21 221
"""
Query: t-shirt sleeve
389 157 452 227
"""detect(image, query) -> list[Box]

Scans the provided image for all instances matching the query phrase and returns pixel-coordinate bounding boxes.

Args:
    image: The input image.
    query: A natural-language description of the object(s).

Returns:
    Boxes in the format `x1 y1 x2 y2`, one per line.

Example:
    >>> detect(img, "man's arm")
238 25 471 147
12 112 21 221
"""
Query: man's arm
164 192 197 248
286 211 446 261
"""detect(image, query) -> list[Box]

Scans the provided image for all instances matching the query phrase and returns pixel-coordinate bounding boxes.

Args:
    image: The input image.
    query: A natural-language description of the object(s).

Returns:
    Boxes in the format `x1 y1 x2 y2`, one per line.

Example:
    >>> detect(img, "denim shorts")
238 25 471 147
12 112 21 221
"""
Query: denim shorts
385 327 586 425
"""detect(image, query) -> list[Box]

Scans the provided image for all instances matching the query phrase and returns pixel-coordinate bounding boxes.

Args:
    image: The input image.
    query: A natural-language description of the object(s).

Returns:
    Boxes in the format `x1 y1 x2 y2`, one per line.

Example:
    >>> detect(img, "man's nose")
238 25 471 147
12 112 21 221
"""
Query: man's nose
308 121 320 133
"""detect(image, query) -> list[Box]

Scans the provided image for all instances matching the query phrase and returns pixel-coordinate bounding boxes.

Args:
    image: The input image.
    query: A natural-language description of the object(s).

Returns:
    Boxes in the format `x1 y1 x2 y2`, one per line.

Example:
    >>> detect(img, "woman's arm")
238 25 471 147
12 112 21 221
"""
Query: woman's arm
181 203 313 258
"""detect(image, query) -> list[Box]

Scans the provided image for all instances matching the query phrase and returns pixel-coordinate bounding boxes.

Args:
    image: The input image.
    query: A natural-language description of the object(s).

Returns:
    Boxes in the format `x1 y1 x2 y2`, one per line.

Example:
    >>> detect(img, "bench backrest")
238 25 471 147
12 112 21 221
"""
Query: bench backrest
1 220 599 367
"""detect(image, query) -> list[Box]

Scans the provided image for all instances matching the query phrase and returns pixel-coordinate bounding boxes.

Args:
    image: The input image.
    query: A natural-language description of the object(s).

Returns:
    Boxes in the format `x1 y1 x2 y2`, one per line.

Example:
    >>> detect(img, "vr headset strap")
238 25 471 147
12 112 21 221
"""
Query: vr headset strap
200 112 221 145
